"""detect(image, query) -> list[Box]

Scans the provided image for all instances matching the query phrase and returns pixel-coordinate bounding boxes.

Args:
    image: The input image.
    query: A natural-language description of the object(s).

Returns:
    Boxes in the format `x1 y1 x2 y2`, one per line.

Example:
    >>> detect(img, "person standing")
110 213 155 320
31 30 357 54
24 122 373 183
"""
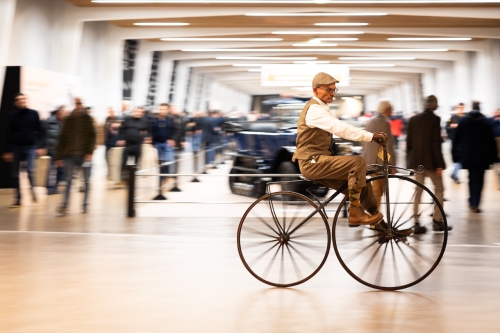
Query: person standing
2 93 45 207
490 109 500 189
389 113 404 150
446 103 465 184
55 98 96 215
406 95 452 234
43 106 66 194
452 101 497 212
151 103 175 184
117 106 150 180
361 99 396 208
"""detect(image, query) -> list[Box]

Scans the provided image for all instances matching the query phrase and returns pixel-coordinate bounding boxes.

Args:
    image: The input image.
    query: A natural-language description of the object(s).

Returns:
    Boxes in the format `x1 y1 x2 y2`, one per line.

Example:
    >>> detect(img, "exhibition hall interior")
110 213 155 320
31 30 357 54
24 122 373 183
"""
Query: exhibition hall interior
1 0 500 332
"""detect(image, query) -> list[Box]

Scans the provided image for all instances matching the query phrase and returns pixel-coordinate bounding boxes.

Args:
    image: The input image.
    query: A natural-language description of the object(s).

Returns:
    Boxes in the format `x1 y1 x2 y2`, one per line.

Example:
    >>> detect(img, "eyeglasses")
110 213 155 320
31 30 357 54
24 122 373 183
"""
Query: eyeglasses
318 87 338 94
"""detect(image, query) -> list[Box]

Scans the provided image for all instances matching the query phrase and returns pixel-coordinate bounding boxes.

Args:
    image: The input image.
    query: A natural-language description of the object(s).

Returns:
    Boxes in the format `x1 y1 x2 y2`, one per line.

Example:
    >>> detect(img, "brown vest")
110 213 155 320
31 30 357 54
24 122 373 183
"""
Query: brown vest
292 98 335 162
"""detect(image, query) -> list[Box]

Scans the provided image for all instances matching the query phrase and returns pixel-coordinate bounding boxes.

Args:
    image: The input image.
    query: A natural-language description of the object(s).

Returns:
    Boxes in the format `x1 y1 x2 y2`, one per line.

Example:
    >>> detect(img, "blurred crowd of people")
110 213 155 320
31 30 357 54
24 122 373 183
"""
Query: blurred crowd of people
2 92 500 221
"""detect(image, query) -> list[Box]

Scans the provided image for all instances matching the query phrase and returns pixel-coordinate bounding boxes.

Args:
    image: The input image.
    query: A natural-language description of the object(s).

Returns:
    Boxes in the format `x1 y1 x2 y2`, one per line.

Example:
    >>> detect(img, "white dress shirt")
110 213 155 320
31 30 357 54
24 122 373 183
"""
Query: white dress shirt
305 96 373 142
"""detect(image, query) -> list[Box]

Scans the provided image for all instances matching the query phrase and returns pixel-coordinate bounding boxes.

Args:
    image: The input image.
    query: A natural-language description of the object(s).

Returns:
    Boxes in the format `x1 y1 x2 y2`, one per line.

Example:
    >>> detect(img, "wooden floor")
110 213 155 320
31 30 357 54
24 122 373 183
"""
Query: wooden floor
1 147 500 332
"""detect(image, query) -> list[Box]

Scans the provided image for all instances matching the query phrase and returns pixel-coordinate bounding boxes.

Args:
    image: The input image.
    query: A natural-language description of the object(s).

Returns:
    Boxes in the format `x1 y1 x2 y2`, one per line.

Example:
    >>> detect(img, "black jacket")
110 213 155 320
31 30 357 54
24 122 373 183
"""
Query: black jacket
119 116 150 145
43 113 62 156
406 109 446 170
452 110 497 169
5 107 43 152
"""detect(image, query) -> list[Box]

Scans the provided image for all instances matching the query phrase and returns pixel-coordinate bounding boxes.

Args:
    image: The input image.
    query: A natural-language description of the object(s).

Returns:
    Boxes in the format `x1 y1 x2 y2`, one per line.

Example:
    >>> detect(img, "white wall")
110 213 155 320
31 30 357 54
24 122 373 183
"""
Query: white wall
77 21 110 123
7 0 64 71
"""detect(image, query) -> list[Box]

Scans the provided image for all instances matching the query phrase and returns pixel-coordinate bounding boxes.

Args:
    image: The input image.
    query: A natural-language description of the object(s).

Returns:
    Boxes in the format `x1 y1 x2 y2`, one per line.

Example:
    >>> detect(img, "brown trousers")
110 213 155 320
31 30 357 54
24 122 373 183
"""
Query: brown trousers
414 170 444 221
298 155 377 213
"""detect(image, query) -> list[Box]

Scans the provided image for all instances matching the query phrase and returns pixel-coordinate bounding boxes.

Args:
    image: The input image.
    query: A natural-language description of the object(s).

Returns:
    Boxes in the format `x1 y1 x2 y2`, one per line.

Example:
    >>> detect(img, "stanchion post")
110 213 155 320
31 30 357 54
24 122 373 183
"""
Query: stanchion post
170 151 181 192
152 164 167 200
127 164 137 217
191 150 200 183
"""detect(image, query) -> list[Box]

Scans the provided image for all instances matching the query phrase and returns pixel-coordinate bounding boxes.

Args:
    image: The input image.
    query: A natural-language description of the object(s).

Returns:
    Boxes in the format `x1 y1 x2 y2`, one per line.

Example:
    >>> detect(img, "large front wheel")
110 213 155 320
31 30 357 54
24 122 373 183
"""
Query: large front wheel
332 175 448 290
237 191 331 287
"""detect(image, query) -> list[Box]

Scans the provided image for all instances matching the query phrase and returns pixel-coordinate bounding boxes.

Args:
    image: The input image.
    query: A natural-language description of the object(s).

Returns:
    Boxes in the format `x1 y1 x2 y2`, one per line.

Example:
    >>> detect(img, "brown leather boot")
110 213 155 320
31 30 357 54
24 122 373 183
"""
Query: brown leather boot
348 206 383 227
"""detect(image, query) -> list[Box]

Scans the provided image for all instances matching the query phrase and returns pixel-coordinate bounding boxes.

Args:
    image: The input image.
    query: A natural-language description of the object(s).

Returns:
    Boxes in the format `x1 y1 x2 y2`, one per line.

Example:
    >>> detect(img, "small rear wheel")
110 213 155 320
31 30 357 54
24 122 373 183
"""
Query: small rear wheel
237 191 331 287
332 175 448 290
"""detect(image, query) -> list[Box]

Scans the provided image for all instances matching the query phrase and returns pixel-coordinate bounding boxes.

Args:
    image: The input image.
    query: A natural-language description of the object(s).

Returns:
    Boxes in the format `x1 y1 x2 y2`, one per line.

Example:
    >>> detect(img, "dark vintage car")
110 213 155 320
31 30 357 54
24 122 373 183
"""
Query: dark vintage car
224 119 362 198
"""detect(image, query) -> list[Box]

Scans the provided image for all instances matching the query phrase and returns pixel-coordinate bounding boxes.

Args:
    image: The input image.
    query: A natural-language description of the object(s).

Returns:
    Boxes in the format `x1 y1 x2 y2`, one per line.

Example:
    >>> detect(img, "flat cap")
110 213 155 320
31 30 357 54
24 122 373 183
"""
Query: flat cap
312 72 339 86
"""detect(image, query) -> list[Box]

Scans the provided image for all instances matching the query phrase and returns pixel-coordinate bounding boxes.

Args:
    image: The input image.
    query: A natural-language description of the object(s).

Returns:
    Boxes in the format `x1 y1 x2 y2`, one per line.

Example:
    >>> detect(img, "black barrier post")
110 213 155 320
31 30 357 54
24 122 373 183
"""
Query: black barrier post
191 150 200 183
170 151 181 192
152 166 167 200
127 164 137 217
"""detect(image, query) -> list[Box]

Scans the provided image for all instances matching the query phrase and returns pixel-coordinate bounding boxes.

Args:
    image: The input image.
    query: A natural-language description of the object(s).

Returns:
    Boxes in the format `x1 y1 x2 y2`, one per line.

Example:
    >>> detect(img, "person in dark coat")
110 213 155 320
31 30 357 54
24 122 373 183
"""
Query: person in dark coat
406 95 451 234
151 103 175 184
117 106 151 180
1 93 45 207
201 111 220 167
445 103 465 183
452 101 497 213
491 109 500 189
56 98 96 215
43 106 66 194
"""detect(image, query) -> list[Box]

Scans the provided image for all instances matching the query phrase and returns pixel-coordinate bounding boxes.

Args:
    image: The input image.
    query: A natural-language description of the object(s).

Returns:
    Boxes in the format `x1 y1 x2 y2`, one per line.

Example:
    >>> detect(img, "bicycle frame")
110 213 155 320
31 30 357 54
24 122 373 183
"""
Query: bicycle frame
264 144 424 238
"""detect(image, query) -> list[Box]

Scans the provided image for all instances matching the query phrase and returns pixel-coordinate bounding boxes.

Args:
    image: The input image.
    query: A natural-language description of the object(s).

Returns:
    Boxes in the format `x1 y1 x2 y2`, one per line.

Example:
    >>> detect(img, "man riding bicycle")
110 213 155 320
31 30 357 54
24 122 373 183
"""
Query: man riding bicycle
292 72 387 227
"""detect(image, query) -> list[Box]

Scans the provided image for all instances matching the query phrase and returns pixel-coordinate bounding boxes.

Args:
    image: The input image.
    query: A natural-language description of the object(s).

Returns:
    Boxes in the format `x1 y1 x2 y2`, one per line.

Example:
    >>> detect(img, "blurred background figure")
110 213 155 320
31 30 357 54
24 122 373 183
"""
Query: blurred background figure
43 105 66 194
189 111 204 154
169 105 187 152
104 107 120 173
491 109 500 189
389 112 404 150
452 101 497 213
151 103 175 185
406 95 451 234
55 97 96 215
2 93 45 207
446 103 465 184
117 106 150 181
361 99 396 208
201 110 221 168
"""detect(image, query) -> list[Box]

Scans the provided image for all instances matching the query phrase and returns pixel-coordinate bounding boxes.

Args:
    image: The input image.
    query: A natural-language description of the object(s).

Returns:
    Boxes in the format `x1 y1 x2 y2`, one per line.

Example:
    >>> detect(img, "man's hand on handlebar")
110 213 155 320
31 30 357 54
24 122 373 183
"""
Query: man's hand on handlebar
372 132 388 144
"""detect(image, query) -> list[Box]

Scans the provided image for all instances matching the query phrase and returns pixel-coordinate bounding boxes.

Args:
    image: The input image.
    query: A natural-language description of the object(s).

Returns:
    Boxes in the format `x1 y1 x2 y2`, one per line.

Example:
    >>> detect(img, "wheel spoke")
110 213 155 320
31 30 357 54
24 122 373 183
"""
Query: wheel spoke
374 243 389 286
261 243 283 280
241 239 278 249
390 241 401 286
250 209 280 236
395 242 421 281
357 242 384 279
285 243 304 281
248 241 280 267
287 242 319 270
289 239 326 254
344 236 385 264
290 228 327 240
242 226 278 239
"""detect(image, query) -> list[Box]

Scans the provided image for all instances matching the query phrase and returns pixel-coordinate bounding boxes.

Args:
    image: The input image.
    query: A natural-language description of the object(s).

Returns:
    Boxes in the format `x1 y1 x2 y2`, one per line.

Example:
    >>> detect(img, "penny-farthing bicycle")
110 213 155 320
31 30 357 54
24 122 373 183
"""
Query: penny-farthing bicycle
237 144 448 290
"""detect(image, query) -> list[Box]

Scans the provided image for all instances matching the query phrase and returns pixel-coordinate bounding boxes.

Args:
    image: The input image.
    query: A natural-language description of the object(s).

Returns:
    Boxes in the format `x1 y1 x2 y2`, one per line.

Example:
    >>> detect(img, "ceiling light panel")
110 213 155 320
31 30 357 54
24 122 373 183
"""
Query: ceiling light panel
217 56 317 60
315 38 359 41
273 31 364 35
339 57 416 60
183 48 448 52
161 37 282 41
134 22 189 26
292 43 338 47
315 23 369 26
246 12 387 16
388 37 472 41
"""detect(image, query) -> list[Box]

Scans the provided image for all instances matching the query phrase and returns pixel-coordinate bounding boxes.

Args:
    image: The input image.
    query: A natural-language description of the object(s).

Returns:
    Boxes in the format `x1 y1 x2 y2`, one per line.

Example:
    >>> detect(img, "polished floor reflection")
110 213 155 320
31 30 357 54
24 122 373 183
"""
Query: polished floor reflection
1 149 500 332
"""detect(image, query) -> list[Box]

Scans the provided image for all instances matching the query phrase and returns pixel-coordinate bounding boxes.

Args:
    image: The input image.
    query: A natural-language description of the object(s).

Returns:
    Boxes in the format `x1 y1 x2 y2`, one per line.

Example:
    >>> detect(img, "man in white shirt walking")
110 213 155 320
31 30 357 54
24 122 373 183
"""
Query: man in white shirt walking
292 72 387 227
